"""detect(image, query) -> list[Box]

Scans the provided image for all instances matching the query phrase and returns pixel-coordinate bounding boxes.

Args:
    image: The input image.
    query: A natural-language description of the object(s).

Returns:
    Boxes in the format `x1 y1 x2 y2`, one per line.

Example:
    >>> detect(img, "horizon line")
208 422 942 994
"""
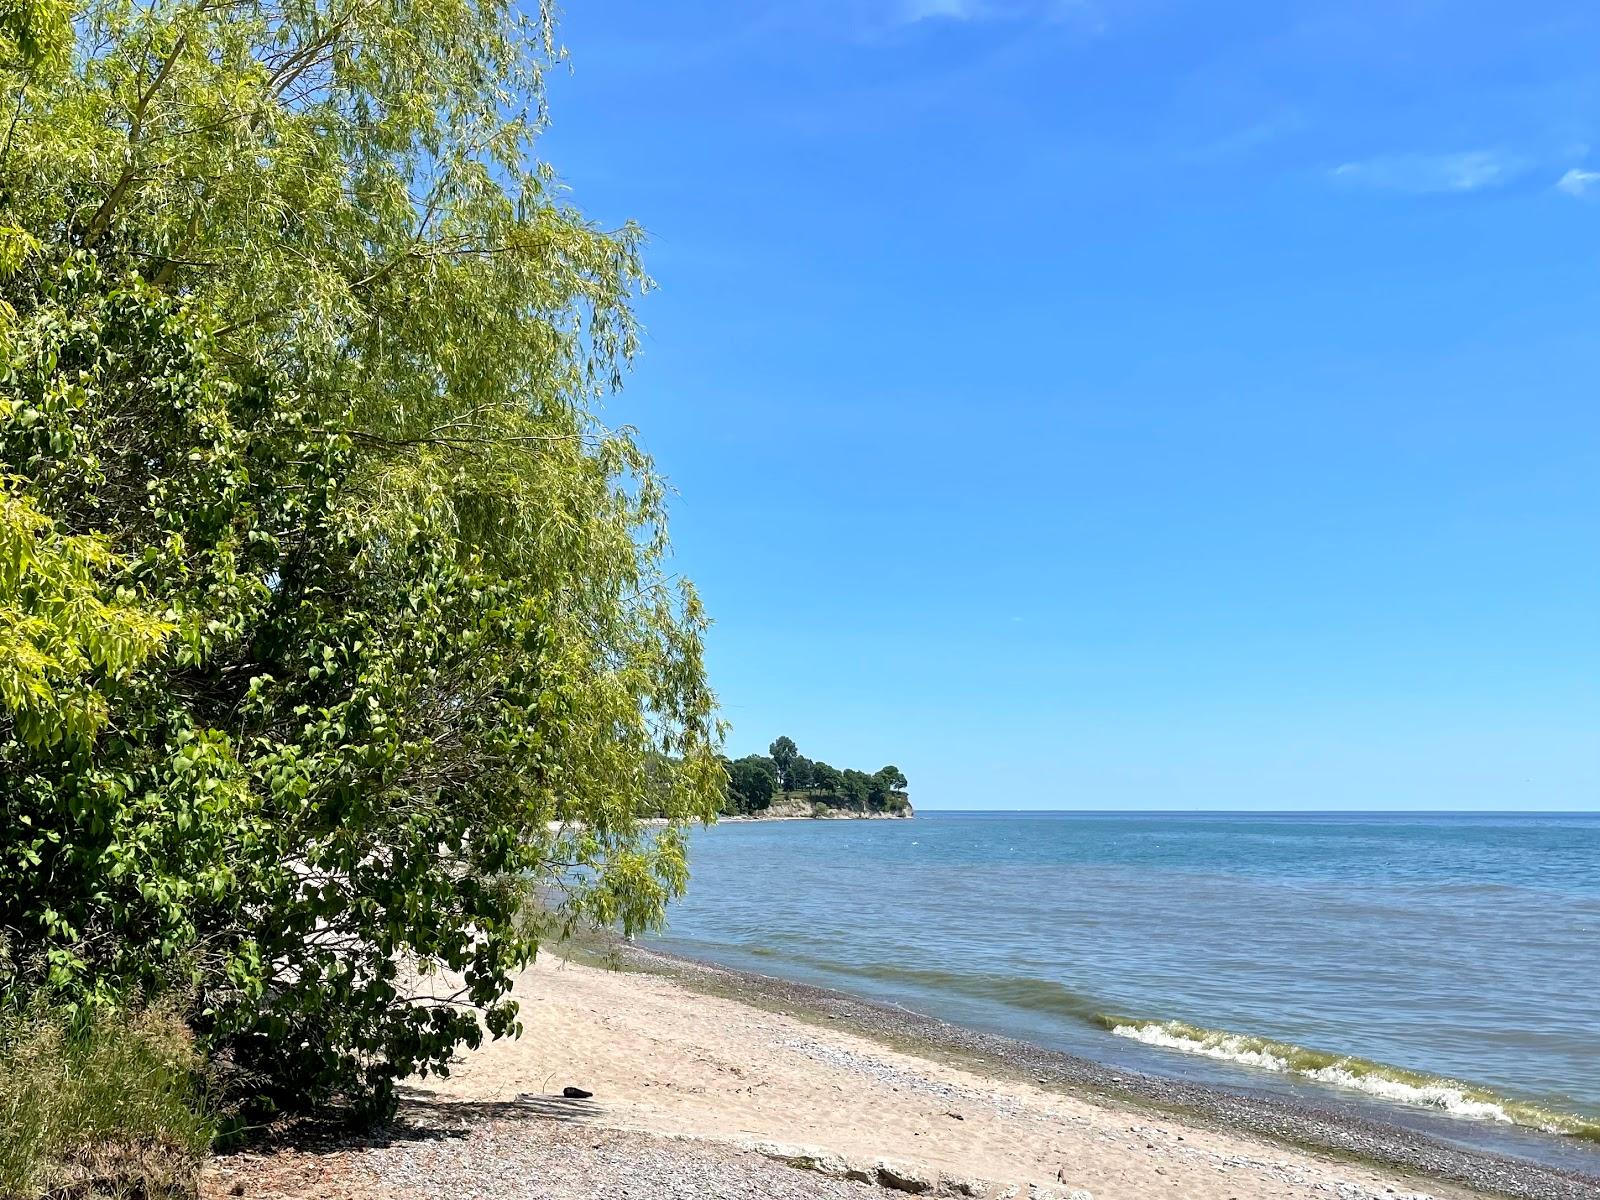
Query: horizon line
910 807 1600 815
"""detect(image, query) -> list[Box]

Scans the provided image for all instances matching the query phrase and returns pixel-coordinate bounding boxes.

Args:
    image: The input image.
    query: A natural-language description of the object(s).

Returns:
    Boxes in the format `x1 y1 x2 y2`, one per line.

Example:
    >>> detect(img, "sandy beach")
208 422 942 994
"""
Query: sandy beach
201 949 1599 1200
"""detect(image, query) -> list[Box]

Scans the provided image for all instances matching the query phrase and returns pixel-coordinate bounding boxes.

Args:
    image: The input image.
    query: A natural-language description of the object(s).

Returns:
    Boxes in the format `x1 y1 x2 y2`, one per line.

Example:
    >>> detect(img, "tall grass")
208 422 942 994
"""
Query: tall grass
0 1002 215 1199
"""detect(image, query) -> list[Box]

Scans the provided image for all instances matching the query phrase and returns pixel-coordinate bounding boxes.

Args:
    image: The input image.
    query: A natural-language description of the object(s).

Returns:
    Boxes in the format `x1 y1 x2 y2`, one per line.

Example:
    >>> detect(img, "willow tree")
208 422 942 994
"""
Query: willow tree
0 0 722 1111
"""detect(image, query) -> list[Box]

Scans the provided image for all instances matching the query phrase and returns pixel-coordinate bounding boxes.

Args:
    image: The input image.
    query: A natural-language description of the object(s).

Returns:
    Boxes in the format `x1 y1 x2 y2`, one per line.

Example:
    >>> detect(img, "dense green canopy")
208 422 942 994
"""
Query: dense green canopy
0 0 721 1111
721 738 908 815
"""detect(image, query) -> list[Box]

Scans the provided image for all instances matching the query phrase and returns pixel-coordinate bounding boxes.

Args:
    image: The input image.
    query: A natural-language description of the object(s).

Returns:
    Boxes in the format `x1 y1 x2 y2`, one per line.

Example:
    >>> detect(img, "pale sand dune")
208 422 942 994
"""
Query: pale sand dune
405 955 1478 1200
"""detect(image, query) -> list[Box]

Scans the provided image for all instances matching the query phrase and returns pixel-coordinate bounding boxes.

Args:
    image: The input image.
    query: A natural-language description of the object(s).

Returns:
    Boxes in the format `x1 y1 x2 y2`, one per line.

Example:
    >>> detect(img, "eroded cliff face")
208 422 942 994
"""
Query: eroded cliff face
747 793 913 820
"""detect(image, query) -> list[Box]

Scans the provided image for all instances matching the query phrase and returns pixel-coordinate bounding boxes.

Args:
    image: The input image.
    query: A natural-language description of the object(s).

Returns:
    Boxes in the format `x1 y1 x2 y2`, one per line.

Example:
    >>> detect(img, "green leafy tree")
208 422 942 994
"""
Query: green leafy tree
876 765 908 791
839 769 872 809
0 0 721 1114
871 766 910 812
811 761 842 794
715 755 739 814
787 755 815 790
768 736 798 791
728 757 777 811
866 776 889 810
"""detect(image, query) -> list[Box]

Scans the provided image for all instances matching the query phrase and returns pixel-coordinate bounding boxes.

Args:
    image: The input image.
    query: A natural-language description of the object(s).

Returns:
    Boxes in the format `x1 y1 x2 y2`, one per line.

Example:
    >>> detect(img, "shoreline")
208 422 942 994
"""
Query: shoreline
723 793 915 821
208 939 1600 1200
543 808 914 833
605 941 1599 1200
716 810 914 822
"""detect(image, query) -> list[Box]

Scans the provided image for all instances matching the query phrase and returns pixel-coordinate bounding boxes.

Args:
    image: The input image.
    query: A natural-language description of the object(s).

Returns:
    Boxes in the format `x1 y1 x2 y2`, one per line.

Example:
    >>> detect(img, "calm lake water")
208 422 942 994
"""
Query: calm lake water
651 811 1600 1162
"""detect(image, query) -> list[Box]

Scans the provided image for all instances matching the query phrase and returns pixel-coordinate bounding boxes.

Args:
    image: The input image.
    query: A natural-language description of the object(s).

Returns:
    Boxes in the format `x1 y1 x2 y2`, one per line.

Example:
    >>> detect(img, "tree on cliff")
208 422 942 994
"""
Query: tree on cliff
726 757 777 811
867 767 909 811
769 736 799 790
840 769 873 807
0 0 720 1115
787 755 816 790
730 741 906 811
876 766 909 791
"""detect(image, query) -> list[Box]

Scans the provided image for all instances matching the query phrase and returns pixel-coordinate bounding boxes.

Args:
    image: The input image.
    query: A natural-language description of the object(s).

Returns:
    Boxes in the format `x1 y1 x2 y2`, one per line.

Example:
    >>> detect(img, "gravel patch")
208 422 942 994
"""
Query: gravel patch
205 1115 883 1200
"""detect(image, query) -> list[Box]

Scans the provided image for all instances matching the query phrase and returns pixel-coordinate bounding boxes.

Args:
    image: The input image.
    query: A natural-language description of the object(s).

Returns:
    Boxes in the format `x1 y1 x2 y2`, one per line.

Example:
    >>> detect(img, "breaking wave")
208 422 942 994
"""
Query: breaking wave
1097 1016 1600 1142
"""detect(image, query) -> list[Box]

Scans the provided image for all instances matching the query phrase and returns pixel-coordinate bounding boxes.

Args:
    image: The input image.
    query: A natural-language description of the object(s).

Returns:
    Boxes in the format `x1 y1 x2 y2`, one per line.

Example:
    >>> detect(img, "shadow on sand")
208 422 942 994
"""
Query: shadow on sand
217 1087 600 1160
400 1086 602 1128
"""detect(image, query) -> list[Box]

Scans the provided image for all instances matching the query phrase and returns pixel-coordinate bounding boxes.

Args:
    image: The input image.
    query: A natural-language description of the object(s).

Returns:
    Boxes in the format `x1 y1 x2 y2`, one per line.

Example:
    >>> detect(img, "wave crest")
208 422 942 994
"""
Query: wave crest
1097 1017 1600 1142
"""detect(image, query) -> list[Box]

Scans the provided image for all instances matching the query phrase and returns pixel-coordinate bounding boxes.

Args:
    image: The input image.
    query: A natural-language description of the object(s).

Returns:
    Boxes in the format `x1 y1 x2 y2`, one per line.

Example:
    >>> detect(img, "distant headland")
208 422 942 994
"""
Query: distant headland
720 736 912 819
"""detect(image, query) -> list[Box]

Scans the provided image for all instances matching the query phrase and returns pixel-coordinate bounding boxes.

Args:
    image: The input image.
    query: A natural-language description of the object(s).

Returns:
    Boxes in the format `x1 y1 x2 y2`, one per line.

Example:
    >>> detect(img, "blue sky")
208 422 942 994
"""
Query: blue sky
539 1 1600 811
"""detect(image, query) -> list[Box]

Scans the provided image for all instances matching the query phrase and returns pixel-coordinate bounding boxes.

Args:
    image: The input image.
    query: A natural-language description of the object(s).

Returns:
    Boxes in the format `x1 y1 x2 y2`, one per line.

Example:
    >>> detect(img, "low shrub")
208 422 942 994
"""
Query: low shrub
0 1002 215 1199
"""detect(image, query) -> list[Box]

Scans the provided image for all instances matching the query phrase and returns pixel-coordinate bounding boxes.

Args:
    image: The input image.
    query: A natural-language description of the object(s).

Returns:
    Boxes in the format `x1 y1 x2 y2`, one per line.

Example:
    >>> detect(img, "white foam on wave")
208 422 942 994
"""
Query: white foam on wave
1109 1022 1291 1072
1106 1022 1515 1124
1302 1064 1513 1123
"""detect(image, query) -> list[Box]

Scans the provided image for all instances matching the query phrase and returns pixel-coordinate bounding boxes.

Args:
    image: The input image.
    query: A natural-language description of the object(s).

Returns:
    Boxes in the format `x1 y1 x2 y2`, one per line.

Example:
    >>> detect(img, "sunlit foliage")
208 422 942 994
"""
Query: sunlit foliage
0 0 721 1113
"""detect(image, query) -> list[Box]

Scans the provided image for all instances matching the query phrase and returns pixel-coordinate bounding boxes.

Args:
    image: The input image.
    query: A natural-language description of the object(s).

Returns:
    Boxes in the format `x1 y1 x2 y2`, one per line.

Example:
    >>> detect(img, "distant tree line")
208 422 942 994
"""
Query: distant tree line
721 736 909 815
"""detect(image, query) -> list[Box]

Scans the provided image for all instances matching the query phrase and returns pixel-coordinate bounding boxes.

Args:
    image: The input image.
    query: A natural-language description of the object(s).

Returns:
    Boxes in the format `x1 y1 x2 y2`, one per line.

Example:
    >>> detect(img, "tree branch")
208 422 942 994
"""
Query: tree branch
82 34 187 248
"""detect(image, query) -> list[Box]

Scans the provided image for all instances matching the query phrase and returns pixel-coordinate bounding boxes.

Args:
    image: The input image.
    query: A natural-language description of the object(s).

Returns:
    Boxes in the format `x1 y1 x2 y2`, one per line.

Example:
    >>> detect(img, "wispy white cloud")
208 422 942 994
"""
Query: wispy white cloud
894 0 1094 27
899 0 987 21
1329 150 1522 195
1184 111 1306 164
1556 168 1600 198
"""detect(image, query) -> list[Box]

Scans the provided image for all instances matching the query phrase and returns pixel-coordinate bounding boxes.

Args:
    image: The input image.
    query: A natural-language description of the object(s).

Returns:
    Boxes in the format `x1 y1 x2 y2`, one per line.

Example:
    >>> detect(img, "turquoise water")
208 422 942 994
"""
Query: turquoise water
652 811 1600 1155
